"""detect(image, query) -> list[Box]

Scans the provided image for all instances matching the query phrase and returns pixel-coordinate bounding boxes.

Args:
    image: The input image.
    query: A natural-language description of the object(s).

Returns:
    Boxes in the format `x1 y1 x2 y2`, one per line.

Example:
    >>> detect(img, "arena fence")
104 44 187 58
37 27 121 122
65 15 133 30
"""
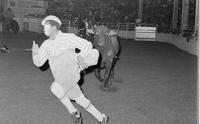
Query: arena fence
0 17 157 40
0 18 196 55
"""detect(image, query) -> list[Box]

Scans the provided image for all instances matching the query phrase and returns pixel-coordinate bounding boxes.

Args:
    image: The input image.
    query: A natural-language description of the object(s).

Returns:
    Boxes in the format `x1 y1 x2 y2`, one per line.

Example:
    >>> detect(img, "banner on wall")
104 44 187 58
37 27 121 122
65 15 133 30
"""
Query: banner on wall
6 0 46 17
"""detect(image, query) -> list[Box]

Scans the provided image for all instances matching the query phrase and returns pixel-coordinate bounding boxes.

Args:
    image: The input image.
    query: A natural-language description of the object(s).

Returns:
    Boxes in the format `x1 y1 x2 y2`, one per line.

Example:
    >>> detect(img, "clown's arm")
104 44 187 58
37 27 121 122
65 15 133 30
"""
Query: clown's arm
32 41 49 67
68 34 99 67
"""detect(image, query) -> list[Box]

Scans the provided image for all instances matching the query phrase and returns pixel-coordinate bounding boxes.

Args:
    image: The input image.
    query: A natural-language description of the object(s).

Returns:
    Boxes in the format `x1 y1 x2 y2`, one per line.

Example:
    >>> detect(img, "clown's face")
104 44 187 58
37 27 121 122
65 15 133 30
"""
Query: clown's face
43 22 53 37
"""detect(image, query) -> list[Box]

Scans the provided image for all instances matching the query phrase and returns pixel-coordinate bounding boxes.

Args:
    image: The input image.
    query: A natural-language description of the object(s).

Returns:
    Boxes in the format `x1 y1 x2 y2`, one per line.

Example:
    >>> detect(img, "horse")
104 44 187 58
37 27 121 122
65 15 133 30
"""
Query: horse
74 18 120 91
93 25 120 91
0 14 19 37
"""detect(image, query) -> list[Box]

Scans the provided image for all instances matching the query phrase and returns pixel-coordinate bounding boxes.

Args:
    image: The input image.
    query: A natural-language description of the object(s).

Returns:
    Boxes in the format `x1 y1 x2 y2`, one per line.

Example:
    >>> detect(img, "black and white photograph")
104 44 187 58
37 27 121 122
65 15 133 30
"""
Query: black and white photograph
0 0 198 124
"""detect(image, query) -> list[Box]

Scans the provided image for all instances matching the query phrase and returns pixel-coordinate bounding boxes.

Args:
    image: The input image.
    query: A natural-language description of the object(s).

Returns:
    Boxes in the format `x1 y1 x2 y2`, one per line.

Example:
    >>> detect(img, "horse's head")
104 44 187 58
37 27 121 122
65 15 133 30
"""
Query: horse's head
94 25 109 46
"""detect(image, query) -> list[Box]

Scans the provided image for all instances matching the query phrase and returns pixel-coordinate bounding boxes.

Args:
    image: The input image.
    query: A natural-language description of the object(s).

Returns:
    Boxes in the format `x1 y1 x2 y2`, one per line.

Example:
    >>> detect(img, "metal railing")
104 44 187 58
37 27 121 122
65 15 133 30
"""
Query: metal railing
5 18 157 39
13 17 139 32
95 22 136 31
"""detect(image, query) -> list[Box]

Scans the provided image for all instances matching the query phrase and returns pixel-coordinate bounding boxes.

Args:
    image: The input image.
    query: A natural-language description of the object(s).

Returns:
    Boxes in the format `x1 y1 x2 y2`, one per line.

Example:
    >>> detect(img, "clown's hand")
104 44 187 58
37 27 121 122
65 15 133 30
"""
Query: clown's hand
77 55 88 70
32 41 39 55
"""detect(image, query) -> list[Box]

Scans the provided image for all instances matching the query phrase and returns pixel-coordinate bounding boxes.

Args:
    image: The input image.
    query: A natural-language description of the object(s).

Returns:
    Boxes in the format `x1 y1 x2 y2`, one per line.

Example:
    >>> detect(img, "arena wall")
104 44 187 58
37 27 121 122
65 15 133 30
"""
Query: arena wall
122 31 198 56
114 30 198 56
105 28 197 56
157 33 198 56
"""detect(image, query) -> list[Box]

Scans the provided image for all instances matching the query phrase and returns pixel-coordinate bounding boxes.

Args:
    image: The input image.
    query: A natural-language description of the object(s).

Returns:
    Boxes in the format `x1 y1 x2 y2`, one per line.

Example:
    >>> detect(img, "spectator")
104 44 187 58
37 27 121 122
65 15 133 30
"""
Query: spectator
135 17 142 26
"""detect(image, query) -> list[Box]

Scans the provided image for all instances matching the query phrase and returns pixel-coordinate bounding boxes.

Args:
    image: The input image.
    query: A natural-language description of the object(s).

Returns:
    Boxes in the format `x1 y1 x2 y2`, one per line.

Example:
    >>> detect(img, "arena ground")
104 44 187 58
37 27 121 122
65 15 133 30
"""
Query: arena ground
0 32 197 124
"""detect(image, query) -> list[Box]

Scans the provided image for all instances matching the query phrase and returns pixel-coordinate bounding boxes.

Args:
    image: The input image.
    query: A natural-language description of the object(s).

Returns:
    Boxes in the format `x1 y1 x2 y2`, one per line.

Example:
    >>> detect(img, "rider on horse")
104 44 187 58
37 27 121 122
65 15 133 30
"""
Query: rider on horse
2 8 19 37
3 8 15 23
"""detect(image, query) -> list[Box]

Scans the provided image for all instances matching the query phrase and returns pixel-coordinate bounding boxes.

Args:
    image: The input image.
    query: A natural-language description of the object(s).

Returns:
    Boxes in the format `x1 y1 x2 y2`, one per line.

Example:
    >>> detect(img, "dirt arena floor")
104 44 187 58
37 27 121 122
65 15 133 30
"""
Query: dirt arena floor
0 32 197 124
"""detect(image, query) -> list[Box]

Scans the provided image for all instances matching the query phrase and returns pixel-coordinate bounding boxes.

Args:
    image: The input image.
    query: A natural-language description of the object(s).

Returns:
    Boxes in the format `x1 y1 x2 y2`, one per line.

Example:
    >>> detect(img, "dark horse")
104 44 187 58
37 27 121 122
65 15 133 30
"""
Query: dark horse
74 18 120 91
93 26 120 90
0 14 19 37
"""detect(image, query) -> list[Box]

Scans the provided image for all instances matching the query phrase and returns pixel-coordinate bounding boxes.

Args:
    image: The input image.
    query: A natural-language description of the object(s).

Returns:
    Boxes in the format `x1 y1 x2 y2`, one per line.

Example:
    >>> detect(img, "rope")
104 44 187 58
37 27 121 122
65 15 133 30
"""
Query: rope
77 27 86 33
0 45 31 53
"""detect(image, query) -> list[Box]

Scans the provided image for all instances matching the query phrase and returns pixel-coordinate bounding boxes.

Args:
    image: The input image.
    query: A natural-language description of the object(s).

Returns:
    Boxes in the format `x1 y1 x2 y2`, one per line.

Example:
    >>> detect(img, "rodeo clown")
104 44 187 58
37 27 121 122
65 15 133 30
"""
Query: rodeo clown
32 15 109 124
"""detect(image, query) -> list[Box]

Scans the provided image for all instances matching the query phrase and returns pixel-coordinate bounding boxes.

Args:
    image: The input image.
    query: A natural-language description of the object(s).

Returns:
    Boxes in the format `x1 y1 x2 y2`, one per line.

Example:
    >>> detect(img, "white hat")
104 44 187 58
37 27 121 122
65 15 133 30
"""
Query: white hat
41 15 62 26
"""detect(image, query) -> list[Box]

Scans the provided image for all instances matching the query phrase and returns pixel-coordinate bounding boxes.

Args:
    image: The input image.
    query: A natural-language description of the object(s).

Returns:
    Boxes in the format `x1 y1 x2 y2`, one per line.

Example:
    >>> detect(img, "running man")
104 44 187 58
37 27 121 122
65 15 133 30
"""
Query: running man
32 15 109 124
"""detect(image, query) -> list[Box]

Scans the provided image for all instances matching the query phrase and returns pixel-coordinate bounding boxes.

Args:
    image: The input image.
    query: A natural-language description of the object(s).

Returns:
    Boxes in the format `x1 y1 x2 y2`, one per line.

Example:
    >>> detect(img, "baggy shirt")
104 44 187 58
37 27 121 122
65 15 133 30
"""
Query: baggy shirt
32 31 99 92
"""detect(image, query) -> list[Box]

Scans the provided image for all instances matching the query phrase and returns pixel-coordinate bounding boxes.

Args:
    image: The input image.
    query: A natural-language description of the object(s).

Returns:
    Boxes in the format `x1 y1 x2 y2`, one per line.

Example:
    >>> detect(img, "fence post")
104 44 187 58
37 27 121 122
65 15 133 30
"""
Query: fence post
117 23 120 34
68 20 71 33
126 23 128 39
0 23 2 32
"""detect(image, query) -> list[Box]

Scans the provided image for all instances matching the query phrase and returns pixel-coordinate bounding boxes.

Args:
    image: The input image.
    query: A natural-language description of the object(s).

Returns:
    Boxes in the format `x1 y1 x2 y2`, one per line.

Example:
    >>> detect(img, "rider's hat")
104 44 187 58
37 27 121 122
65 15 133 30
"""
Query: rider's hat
41 15 62 26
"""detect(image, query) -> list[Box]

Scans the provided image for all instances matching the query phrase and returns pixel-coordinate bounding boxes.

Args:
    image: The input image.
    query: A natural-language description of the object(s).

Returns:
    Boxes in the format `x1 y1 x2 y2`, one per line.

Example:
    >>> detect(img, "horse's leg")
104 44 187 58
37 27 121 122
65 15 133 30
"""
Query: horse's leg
108 57 118 87
110 57 118 81
102 60 113 91
94 68 100 81
13 28 18 37
4 28 8 38
109 67 114 85
2 24 6 37
5 26 9 37
14 21 19 36
94 65 104 82
7 28 10 37
94 55 104 82
2 28 5 37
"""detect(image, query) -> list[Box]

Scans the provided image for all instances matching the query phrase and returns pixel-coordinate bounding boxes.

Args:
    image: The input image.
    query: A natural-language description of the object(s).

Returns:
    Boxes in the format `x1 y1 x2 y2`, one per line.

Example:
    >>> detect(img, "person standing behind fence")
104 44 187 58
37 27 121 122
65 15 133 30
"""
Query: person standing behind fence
32 15 109 124
135 17 142 26
3 8 15 23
